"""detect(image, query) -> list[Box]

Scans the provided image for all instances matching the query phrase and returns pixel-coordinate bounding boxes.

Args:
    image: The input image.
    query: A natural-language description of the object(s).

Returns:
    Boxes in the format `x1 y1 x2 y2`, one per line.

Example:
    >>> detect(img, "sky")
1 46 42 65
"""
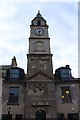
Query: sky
0 1 78 77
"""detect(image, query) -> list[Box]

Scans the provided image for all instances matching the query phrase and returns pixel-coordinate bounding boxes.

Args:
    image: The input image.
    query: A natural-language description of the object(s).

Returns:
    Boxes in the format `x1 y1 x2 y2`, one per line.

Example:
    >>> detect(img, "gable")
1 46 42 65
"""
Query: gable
26 72 54 81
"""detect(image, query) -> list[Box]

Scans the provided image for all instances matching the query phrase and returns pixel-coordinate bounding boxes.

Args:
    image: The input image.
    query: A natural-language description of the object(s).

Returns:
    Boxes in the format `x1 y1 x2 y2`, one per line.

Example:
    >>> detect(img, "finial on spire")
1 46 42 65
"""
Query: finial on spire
11 56 17 67
36 10 41 17
38 10 40 14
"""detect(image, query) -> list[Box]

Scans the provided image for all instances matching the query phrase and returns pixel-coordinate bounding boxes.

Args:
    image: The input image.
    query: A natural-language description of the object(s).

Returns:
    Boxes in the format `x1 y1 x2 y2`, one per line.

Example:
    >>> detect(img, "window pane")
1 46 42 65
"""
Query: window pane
61 69 71 79
10 69 19 79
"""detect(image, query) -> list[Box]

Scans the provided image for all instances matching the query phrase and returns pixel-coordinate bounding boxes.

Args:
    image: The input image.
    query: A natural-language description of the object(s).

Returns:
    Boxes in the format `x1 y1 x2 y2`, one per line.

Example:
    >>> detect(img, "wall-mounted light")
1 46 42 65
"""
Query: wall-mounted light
62 96 64 99
66 90 69 94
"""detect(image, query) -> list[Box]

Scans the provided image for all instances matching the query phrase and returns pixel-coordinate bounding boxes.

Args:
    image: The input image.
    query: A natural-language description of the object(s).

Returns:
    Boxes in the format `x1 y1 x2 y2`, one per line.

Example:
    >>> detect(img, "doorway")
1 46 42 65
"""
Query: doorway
35 110 46 120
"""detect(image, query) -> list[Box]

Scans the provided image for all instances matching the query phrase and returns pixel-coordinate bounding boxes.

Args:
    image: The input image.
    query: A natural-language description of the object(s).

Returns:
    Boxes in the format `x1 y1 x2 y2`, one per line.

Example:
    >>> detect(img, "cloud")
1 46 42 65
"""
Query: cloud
0 2 78 77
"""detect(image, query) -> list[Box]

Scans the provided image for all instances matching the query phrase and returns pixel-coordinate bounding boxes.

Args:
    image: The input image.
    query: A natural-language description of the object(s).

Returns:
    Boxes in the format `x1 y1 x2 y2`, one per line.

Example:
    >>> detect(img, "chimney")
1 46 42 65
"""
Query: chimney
65 65 70 68
11 56 17 67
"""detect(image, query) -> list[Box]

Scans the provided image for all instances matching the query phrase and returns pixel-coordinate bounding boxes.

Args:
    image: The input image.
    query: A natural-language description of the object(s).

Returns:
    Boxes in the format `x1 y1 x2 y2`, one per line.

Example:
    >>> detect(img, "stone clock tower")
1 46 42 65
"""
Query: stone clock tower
25 11 57 119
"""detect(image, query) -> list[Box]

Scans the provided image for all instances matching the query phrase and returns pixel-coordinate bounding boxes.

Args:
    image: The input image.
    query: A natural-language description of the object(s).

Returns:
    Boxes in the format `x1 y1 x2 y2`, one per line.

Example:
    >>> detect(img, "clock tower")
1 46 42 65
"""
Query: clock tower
27 10 53 75
26 11 57 119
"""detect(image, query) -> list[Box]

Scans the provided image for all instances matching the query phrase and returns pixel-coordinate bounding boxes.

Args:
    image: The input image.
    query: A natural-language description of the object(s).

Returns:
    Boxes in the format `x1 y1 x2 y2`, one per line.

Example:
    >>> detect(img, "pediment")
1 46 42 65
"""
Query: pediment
26 71 54 82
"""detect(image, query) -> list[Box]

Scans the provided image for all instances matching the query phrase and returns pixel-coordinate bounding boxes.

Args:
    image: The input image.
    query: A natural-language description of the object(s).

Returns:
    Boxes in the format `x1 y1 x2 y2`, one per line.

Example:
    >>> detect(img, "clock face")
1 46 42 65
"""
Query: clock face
34 28 44 36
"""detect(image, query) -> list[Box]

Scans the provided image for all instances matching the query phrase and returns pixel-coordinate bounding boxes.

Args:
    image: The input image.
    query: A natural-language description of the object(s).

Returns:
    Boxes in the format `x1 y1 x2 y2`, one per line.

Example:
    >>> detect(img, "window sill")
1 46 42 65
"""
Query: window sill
61 101 73 104
7 102 19 105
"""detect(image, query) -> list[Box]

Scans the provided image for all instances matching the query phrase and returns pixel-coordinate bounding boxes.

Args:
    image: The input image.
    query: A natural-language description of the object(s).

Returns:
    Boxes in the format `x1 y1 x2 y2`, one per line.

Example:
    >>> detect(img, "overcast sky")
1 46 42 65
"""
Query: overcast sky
0 1 78 77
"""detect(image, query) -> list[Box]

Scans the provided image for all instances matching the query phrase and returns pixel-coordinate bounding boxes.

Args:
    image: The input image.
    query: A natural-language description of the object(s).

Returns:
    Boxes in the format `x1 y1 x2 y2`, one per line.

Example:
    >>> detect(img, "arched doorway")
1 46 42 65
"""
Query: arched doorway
35 110 46 120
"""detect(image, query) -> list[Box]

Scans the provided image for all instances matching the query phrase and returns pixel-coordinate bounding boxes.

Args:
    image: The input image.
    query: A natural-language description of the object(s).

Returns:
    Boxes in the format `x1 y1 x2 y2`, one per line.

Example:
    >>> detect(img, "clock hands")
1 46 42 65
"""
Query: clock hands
35 28 44 36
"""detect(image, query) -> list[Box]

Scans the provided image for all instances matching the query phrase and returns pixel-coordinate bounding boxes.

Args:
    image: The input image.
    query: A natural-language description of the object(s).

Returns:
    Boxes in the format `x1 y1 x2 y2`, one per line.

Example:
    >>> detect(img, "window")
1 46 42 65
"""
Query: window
10 69 19 79
58 114 65 120
15 114 22 120
68 113 79 120
61 69 71 79
8 87 19 104
61 86 71 103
